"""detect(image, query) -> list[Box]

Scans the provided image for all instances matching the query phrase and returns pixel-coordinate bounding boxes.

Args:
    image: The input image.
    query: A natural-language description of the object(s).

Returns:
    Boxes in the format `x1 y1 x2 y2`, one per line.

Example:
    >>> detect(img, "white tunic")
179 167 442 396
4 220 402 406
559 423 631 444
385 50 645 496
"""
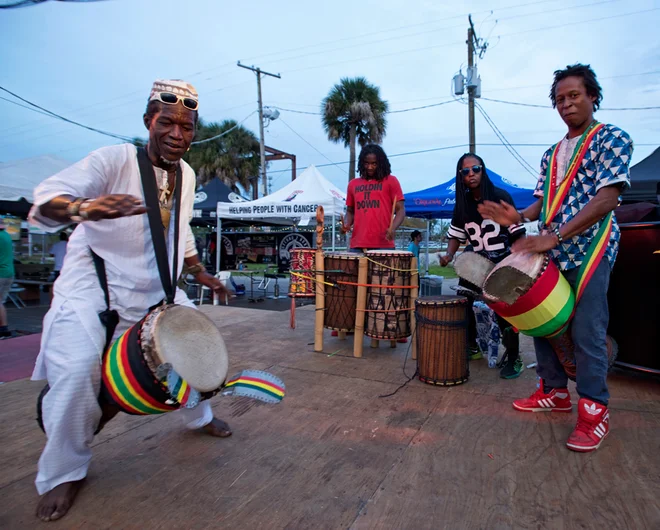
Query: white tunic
28 144 213 495
29 143 198 376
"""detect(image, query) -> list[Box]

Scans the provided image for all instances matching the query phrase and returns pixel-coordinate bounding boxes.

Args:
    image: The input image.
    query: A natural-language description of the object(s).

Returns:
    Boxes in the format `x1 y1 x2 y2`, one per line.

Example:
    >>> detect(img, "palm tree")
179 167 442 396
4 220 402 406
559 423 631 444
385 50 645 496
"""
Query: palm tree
185 119 260 194
321 77 388 181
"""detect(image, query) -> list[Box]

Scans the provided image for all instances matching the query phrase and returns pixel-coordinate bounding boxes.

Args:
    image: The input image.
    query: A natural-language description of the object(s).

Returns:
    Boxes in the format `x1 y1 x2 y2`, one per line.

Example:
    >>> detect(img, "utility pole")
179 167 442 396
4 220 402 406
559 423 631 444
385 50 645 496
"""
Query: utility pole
467 18 476 153
237 62 281 197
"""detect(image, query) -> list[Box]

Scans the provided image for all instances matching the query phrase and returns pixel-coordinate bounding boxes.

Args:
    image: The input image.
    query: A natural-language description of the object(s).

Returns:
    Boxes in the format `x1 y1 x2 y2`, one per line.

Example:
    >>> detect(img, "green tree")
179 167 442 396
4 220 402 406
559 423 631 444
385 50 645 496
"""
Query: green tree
321 77 388 181
185 119 260 193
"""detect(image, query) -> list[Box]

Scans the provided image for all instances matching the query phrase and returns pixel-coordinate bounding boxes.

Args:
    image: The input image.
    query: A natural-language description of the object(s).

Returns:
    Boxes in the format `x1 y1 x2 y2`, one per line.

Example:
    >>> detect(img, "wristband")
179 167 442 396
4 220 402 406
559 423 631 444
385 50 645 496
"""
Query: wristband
553 227 563 244
187 263 206 275
67 197 89 222
517 210 531 224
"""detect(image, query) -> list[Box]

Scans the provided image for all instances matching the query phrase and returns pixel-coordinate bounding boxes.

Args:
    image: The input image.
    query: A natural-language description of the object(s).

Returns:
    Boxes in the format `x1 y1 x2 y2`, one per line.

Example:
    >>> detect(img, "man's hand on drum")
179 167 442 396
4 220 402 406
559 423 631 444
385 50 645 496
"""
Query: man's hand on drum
83 194 147 221
512 234 557 254
478 200 520 227
197 272 233 300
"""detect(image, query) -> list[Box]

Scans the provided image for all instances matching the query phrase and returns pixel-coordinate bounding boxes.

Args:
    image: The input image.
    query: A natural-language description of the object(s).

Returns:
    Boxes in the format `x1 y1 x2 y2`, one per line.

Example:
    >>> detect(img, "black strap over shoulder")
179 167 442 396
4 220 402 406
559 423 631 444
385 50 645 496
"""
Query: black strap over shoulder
136 147 182 304
91 249 119 351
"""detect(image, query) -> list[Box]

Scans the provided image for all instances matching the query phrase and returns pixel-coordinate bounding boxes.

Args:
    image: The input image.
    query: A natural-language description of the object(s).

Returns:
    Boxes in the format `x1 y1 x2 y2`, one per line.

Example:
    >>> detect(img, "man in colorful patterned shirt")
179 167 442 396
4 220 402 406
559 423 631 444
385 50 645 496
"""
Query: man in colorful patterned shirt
479 64 633 453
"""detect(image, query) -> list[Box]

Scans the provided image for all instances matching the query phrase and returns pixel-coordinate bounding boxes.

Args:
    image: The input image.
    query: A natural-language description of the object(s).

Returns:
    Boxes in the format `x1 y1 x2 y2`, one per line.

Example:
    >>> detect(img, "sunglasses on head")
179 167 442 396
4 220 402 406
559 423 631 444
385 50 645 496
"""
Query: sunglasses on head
153 92 199 111
459 165 483 177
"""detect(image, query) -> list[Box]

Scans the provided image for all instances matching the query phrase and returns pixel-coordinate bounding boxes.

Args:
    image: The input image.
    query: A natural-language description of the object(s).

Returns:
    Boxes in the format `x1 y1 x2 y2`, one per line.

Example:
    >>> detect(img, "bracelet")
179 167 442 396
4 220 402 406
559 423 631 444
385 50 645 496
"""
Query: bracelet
553 227 563 244
67 197 88 222
78 199 93 221
187 263 206 275
517 210 531 224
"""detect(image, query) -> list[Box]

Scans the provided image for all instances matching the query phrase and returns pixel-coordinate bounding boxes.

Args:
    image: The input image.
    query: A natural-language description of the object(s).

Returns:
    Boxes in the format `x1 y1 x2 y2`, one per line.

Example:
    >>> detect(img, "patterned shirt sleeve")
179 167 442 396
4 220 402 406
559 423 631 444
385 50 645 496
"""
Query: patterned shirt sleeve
595 126 633 193
533 147 552 199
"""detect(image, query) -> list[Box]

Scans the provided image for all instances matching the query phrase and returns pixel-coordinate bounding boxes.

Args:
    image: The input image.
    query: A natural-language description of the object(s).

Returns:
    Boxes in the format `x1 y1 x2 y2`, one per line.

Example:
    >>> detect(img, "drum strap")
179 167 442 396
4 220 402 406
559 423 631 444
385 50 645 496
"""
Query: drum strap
136 147 182 305
90 250 119 352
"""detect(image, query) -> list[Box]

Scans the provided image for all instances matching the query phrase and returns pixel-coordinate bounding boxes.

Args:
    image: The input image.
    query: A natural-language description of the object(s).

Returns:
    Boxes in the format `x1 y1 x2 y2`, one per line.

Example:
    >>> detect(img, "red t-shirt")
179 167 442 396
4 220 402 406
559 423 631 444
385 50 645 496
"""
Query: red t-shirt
346 175 404 249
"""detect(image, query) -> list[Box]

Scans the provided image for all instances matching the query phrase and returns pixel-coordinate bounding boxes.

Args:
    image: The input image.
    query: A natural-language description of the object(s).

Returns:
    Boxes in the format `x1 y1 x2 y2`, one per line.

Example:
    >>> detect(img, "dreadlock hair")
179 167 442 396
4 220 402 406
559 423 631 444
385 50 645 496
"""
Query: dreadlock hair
453 152 497 226
357 144 392 181
550 63 603 111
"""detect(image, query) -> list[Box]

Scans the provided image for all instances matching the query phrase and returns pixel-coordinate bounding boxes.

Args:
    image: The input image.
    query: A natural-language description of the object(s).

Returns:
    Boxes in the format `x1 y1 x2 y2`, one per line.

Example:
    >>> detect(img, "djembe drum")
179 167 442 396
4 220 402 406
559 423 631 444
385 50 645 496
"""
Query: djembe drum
365 250 413 340
464 252 617 381
324 251 361 332
288 248 316 298
415 296 470 386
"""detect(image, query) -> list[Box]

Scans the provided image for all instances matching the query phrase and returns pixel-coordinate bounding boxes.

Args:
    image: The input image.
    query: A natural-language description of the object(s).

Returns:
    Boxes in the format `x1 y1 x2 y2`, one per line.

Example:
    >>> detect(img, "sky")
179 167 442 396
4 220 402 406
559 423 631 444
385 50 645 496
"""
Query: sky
1 0 659 197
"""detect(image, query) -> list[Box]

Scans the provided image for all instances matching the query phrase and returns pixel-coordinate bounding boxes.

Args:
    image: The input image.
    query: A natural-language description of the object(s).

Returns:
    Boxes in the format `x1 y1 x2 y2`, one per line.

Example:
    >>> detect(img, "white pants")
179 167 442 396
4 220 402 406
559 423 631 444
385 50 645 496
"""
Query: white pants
34 294 213 495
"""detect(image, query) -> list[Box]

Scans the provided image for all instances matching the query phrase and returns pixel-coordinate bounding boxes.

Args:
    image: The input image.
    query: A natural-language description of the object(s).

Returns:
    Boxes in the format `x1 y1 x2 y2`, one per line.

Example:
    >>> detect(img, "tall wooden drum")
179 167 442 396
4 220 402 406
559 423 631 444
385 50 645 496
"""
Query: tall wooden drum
365 250 413 340
288 248 316 298
324 252 361 332
415 296 470 386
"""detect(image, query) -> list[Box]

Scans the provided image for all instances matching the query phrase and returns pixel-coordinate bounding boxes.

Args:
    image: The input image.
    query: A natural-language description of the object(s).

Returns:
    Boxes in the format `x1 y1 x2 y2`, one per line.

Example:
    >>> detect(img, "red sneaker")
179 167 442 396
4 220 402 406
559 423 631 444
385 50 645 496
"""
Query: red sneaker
512 379 572 412
566 398 610 452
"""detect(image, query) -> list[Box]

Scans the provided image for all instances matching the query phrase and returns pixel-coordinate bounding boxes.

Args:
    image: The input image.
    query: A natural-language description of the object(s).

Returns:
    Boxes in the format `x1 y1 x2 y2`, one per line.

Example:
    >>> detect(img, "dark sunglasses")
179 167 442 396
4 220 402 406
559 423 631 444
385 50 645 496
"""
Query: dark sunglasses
459 165 483 177
153 92 199 111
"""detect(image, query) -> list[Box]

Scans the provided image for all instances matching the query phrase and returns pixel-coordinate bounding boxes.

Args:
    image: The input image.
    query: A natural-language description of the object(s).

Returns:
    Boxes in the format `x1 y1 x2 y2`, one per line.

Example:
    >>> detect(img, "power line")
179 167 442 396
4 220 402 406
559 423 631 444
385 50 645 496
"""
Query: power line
277 117 348 175
474 100 538 179
272 99 458 117
0 86 134 142
481 97 660 111
190 111 258 145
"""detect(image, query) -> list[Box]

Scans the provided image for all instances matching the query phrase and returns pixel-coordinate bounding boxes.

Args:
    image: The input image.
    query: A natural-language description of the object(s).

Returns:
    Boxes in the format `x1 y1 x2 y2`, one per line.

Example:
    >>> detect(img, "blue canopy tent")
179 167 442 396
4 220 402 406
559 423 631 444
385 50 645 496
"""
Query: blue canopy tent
404 169 537 219
404 169 537 276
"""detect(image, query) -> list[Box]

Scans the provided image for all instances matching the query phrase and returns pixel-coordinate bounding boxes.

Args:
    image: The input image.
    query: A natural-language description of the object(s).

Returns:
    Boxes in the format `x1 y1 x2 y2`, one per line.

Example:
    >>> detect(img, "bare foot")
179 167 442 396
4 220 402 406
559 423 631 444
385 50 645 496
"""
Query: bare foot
36 480 84 522
201 417 232 438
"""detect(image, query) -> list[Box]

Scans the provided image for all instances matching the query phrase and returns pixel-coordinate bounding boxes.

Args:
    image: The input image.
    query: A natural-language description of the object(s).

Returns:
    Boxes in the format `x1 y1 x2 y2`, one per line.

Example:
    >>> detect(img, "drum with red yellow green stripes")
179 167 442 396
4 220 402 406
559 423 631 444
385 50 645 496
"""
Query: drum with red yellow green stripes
484 252 575 338
101 305 229 415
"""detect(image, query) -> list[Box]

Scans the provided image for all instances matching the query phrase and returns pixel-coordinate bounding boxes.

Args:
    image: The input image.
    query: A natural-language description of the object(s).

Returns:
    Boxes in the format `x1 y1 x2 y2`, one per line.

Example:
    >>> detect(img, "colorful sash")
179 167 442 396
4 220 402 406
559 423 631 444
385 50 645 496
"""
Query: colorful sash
541 121 613 332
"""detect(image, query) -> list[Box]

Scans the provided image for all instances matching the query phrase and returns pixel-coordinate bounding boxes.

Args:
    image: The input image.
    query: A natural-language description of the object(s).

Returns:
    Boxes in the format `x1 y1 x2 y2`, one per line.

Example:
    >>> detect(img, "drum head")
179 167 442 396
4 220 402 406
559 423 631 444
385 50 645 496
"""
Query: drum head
325 251 361 259
365 250 413 256
483 252 546 305
454 252 495 290
416 295 468 306
153 306 229 392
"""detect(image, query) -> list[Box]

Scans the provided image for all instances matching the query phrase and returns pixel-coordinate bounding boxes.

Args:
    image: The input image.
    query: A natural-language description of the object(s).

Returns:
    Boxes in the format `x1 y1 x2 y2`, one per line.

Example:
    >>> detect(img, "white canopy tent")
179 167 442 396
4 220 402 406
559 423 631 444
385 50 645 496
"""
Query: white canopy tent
215 165 346 270
0 155 71 201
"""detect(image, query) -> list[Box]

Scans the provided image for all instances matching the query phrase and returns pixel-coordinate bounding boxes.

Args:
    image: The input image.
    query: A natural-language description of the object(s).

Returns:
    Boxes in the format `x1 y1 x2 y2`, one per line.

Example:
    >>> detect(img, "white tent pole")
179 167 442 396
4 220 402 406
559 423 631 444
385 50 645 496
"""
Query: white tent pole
425 219 430 276
216 214 221 273
332 211 336 251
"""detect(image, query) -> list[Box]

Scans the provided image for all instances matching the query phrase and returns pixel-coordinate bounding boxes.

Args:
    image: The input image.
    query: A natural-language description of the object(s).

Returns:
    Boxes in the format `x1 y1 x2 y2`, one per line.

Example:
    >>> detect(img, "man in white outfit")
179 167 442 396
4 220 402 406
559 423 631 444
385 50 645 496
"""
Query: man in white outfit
29 79 232 522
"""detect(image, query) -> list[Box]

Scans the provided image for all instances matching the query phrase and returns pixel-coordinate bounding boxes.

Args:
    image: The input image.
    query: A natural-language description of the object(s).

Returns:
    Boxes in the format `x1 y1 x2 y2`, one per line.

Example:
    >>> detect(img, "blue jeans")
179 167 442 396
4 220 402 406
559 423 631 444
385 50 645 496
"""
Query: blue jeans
534 258 611 405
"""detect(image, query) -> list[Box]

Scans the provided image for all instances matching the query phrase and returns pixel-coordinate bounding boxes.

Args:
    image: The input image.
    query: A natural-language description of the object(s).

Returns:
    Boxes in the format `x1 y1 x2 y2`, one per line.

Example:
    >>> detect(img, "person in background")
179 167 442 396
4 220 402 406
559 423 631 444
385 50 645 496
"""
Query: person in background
0 219 14 338
342 144 405 250
407 230 422 272
440 152 525 379
49 232 68 282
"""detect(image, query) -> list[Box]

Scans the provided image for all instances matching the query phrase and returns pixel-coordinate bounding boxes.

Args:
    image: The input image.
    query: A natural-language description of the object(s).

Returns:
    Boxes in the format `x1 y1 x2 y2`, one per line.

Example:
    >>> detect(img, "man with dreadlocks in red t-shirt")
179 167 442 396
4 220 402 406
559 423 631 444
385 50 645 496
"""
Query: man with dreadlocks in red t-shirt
342 144 405 250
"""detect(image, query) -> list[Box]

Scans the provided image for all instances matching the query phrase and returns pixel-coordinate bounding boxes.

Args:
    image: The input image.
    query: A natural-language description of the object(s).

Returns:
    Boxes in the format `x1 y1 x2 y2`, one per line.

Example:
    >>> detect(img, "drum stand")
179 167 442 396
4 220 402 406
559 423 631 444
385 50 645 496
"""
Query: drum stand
313 251 419 360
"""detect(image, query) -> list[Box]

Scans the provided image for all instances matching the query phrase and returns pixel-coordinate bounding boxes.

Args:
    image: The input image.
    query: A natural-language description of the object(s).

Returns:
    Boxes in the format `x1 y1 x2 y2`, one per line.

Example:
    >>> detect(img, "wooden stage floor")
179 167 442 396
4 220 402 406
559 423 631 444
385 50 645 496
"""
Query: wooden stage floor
0 305 658 529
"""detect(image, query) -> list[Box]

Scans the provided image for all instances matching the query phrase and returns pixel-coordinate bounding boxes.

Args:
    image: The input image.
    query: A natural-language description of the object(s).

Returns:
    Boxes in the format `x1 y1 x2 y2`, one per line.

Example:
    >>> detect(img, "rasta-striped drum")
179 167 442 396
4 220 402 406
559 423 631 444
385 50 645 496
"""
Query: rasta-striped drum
484 252 575 338
101 305 229 415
